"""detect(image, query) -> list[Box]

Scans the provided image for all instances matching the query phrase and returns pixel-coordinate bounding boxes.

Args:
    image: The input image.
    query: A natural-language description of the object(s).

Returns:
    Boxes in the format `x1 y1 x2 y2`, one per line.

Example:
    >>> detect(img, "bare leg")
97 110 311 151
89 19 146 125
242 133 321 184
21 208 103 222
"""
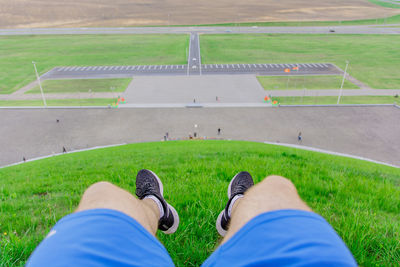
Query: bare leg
223 175 311 243
76 181 160 236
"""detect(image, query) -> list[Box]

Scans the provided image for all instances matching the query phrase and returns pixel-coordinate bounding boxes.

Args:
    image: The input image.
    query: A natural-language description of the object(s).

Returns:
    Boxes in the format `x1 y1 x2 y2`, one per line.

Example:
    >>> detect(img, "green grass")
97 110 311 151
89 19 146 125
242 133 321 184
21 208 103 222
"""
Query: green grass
368 0 400 9
26 78 132 94
0 141 399 266
177 14 400 27
0 98 117 107
0 34 189 94
201 34 400 89
257 75 359 90
274 95 400 105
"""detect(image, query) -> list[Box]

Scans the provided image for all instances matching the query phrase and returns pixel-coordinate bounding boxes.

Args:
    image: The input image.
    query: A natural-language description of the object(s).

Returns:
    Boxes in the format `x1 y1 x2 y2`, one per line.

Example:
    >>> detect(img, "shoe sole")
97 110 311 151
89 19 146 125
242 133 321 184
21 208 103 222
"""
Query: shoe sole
147 170 179 234
216 172 241 237
227 172 241 198
164 204 180 234
216 210 227 237
147 169 164 196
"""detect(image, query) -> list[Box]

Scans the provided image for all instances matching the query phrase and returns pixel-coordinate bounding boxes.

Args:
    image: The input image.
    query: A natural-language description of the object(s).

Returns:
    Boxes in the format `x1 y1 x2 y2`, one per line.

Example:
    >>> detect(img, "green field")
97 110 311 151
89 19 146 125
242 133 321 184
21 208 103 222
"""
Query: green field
26 78 132 94
274 95 400 105
258 75 359 90
0 98 116 107
0 34 189 94
201 34 400 89
0 141 399 266
368 0 400 9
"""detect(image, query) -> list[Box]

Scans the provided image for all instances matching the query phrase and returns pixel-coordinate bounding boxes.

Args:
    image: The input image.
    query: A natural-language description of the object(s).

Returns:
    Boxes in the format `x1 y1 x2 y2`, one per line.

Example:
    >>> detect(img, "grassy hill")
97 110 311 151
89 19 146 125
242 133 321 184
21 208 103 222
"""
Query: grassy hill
0 141 399 266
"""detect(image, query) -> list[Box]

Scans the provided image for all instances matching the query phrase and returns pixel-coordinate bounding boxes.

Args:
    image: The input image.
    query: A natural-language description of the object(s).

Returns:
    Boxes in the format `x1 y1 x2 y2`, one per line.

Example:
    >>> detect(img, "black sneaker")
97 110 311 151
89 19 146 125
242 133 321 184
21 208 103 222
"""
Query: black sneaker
216 171 254 236
135 169 179 234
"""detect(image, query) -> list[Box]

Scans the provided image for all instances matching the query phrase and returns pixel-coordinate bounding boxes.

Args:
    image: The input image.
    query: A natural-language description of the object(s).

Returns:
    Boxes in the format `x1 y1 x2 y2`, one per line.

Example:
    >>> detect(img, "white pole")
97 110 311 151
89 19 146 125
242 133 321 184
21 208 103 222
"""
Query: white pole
33 61 47 107
337 61 349 105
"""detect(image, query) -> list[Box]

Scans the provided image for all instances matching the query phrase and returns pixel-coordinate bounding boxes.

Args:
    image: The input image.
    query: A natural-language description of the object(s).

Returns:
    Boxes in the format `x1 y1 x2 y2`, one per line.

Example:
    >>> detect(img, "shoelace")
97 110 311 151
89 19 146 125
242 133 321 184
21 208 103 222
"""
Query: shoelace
138 181 157 196
232 183 249 195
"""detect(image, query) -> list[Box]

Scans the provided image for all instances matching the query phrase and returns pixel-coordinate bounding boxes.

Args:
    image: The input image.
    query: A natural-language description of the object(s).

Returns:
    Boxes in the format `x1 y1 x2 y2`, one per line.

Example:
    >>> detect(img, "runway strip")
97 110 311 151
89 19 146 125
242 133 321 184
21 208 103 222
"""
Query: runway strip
41 63 341 79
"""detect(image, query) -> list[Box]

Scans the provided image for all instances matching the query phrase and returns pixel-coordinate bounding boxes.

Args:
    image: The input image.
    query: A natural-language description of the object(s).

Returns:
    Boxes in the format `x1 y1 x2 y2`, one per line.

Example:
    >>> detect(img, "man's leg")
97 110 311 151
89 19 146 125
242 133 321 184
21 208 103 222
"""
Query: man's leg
27 170 178 266
76 181 160 235
205 173 357 266
223 175 311 242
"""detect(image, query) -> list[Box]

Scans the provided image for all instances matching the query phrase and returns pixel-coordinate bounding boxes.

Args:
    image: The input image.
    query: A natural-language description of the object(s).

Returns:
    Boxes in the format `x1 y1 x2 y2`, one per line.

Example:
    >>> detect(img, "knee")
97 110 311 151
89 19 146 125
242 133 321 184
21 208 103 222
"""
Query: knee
83 181 116 196
262 175 298 192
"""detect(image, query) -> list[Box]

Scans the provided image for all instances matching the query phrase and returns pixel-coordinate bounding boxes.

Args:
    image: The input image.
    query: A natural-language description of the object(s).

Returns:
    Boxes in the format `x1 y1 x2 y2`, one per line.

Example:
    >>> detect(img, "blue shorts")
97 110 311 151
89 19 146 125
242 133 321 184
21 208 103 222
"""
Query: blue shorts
27 209 356 266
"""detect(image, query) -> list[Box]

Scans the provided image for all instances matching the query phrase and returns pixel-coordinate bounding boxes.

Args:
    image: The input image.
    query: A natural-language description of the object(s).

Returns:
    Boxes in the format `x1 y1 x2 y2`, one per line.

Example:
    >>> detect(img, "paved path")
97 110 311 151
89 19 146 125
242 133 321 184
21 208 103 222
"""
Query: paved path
1 25 400 36
188 33 201 75
267 89 400 97
122 75 267 104
0 106 399 167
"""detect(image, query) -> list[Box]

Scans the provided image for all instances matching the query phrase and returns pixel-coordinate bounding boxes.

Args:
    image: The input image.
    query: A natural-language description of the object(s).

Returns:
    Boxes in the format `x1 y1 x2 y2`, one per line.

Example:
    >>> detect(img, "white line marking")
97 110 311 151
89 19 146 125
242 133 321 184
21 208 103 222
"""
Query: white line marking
0 144 128 170
263 142 399 169
58 67 66 71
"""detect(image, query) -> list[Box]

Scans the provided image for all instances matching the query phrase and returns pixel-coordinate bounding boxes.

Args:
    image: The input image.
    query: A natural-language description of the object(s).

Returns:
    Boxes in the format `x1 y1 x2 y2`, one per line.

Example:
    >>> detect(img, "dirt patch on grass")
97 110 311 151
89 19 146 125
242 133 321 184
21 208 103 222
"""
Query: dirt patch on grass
1 0 399 28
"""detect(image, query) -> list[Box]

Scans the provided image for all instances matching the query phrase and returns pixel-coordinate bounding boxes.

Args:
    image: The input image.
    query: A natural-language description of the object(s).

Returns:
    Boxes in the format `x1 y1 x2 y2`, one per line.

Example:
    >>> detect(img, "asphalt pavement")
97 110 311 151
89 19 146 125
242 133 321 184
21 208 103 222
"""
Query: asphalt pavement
1 106 399 167
41 63 341 79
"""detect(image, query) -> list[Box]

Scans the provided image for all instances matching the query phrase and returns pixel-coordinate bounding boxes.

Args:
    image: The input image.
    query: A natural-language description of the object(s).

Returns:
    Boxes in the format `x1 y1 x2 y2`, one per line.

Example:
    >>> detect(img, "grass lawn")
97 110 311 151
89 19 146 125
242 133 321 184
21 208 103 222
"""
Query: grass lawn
274 96 400 105
0 34 189 94
368 0 400 9
201 34 400 89
183 14 400 27
0 141 399 266
257 75 359 90
26 78 132 94
0 98 117 107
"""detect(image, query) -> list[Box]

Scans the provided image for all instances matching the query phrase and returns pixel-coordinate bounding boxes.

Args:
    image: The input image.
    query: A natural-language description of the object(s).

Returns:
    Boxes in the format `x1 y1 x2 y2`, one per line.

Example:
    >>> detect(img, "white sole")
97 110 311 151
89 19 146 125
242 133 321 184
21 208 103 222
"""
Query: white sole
148 169 164 196
227 172 240 198
164 204 180 234
216 210 227 237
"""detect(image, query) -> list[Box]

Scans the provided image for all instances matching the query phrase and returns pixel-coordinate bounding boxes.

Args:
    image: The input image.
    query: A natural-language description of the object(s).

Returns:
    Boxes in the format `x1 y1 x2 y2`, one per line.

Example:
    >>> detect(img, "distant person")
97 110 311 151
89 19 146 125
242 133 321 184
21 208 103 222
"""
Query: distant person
298 132 302 143
193 99 196 103
27 170 356 266
166 132 169 139
194 132 197 138
23 157 26 162
63 147 67 153
216 96 219 102
218 128 221 135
